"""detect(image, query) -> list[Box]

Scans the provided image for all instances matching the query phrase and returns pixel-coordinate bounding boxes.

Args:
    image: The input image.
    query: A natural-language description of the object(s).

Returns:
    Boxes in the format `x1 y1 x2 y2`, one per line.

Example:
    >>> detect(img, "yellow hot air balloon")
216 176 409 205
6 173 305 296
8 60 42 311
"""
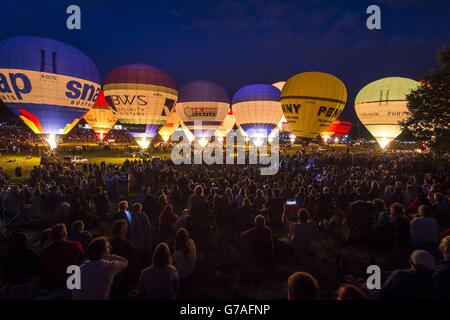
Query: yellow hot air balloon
158 107 180 142
355 77 418 149
83 91 118 141
281 72 347 139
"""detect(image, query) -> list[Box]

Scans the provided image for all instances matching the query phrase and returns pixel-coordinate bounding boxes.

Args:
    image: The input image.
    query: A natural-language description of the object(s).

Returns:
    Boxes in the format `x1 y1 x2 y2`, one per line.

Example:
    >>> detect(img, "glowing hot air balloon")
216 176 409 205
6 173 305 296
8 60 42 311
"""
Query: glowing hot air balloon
272 81 286 91
176 80 230 142
215 107 235 142
355 77 418 149
83 91 118 141
281 72 347 139
0 36 101 149
232 84 283 145
103 64 177 149
158 107 180 142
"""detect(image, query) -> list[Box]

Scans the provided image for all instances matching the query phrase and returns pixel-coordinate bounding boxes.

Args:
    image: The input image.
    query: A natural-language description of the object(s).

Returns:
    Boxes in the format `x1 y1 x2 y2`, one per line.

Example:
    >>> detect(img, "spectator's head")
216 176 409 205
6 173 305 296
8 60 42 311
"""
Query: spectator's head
287 272 319 300
337 284 369 300
39 228 52 246
373 198 386 212
194 185 204 197
113 219 128 239
152 242 172 268
162 204 174 216
439 236 450 261
390 203 405 219
434 192 444 203
175 228 191 253
51 224 67 242
409 250 436 273
86 237 110 261
8 232 29 252
119 200 128 212
96 186 103 194
254 215 266 228
418 205 433 217
132 202 142 213
71 220 84 235
60 202 70 214
298 209 309 223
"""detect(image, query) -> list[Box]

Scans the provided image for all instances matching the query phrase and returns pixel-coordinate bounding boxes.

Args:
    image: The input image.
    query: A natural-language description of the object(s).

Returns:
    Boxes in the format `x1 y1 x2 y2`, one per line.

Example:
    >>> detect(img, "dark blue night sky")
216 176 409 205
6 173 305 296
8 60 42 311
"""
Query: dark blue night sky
0 0 449 127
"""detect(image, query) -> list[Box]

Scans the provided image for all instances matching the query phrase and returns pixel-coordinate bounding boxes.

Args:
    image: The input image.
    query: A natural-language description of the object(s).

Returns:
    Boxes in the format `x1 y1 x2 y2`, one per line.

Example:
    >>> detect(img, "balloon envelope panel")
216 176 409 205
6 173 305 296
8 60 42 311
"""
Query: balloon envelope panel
355 77 418 147
158 107 180 140
177 80 229 137
281 72 347 139
0 36 101 135
103 64 177 138
232 84 283 138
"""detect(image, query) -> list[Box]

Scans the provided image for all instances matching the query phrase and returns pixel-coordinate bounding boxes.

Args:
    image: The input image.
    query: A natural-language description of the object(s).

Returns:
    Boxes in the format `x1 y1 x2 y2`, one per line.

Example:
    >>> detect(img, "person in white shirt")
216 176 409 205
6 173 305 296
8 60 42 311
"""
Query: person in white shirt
411 205 439 249
172 228 196 281
72 237 128 300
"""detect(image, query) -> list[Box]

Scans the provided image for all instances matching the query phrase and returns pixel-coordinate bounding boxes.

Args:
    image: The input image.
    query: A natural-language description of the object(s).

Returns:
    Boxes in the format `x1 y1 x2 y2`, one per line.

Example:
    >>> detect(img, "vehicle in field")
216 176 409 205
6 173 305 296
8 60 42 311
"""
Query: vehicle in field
63 155 88 165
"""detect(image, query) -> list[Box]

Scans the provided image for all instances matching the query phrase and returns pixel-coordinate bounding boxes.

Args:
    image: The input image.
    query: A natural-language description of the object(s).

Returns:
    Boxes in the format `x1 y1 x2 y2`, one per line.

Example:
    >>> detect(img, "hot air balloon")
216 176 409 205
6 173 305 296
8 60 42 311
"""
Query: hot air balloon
0 36 101 148
83 91 118 141
176 80 230 146
103 64 177 149
232 84 283 146
281 72 347 139
215 107 236 143
272 81 286 91
158 106 180 142
355 77 418 149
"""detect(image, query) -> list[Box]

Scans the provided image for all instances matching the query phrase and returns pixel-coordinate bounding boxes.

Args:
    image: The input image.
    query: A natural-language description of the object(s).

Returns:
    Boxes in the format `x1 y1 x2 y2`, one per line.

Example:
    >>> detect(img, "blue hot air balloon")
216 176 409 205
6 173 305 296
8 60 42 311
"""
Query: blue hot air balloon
0 36 101 139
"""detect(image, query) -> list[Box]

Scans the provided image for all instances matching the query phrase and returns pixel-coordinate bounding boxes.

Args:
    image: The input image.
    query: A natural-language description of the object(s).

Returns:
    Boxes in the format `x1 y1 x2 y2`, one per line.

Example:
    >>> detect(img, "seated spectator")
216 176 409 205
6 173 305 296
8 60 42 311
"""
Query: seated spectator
72 237 128 300
388 203 411 250
433 236 450 299
0 232 40 299
287 271 319 300
172 228 197 281
40 224 84 289
432 193 450 226
410 205 439 250
158 204 179 239
68 220 93 251
109 220 136 265
282 208 315 255
137 243 179 300
240 215 274 263
380 250 437 299
337 284 369 300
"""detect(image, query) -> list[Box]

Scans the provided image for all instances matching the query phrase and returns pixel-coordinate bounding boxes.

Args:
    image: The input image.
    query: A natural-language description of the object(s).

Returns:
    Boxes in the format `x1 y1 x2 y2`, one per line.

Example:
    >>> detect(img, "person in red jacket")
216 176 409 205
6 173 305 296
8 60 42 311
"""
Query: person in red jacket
40 223 84 290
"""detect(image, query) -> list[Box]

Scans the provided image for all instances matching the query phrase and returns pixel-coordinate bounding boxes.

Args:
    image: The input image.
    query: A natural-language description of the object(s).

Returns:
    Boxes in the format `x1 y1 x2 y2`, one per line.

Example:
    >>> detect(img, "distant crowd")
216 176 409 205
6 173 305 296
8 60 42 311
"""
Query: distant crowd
0 151 449 300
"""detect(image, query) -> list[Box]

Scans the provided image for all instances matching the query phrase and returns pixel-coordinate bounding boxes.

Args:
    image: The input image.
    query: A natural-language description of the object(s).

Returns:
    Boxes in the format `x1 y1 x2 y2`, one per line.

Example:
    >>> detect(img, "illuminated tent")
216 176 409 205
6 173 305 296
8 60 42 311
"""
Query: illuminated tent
355 77 418 148
281 72 347 139
0 36 101 147
232 84 283 142
176 80 229 141
103 64 177 148
83 91 118 141
158 106 180 142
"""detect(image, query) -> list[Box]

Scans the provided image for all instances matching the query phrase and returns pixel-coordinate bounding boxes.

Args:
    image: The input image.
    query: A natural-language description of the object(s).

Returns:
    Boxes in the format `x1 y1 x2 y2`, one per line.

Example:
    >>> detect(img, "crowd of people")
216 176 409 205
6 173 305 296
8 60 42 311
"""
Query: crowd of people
0 150 448 300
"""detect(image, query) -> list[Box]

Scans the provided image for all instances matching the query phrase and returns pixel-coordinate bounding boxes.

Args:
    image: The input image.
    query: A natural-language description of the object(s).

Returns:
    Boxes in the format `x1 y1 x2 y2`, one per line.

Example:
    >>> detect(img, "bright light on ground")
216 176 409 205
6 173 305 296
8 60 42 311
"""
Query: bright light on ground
45 133 57 150
377 137 391 149
217 136 224 143
253 138 264 147
162 134 170 142
289 134 296 144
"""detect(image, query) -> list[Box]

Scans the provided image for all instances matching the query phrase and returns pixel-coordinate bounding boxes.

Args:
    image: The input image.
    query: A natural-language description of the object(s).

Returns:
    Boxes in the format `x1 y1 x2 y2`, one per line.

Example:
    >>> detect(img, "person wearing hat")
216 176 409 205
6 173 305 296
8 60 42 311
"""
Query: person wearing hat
379 250 437 299
433 236 450 299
